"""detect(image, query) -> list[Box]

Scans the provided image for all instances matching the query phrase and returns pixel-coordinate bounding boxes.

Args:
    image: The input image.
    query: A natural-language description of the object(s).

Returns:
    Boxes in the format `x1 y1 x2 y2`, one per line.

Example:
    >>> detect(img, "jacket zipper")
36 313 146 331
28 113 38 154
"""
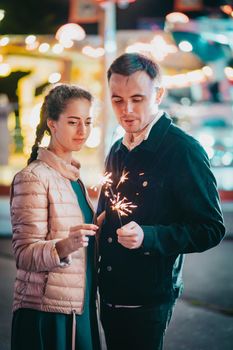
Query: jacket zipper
76 179 88 314
72 309 76 350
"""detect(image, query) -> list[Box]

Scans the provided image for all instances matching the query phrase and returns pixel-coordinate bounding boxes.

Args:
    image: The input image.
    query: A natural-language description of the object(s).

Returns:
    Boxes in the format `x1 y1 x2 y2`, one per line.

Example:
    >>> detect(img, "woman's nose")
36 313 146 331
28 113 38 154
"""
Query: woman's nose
77 121 86 134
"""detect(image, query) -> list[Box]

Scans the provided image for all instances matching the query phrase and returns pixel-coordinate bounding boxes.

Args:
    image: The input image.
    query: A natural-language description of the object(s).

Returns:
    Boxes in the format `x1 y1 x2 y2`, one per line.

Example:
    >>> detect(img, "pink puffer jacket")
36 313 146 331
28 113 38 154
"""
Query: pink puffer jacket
10 147 94 315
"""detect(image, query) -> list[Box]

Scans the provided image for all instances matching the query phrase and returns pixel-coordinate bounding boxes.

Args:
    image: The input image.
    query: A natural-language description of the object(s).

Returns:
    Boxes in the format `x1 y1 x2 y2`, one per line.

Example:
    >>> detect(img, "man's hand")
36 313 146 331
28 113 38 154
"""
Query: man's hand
116 221 144 249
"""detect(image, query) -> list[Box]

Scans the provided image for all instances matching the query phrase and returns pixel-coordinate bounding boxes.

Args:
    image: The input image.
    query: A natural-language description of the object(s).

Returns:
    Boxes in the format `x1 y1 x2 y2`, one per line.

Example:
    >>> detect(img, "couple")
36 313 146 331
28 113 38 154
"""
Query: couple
10 53 225 350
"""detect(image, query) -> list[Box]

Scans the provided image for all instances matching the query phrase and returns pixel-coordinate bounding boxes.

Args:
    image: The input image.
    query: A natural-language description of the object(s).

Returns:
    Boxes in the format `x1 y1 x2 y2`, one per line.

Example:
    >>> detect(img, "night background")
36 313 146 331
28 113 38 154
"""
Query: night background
0 0 231 34
0 1 233 350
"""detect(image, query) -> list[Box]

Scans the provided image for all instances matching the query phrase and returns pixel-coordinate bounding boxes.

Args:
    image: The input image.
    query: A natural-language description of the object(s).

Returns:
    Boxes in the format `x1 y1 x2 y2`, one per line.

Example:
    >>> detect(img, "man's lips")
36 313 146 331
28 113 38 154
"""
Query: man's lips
122 119 136 123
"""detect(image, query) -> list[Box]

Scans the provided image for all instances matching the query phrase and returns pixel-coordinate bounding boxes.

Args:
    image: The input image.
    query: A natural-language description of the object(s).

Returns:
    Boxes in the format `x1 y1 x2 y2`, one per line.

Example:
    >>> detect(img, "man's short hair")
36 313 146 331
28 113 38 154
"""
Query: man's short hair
107 53 162 85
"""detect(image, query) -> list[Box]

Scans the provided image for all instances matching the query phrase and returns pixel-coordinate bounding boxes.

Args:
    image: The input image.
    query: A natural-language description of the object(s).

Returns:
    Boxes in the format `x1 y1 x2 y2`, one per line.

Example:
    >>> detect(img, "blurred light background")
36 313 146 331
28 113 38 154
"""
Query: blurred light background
0 2 233 350
0 0 232 195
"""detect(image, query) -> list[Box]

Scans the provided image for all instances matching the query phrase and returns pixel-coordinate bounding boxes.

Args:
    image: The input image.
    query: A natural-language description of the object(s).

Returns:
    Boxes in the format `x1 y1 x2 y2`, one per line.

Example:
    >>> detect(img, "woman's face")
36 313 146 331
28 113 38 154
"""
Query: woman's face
48 98 92 153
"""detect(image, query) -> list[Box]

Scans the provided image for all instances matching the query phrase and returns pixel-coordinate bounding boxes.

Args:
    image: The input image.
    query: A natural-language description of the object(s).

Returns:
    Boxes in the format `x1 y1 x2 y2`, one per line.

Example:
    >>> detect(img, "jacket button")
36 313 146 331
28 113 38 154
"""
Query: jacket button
144 252 150 255
108 237 113 243
142 181 148 187
107 266 112 272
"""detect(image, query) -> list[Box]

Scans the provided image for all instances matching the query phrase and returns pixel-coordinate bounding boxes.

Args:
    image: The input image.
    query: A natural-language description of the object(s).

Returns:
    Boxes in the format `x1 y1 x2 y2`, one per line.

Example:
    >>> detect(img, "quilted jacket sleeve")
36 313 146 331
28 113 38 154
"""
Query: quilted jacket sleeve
10 170 66 272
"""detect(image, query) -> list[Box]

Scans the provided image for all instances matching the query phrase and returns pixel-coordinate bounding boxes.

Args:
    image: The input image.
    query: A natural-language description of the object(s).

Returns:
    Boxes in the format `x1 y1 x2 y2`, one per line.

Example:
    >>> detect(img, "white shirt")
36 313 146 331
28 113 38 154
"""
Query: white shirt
122 110 164 151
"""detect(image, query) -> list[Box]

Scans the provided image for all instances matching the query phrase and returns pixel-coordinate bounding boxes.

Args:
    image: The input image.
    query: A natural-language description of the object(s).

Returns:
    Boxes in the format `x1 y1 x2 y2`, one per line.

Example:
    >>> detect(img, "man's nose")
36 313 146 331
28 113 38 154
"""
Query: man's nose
124 101 133 114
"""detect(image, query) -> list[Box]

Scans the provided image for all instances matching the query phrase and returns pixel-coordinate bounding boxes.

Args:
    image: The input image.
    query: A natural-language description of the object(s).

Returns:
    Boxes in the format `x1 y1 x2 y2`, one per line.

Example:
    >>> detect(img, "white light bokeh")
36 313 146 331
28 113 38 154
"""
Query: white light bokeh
179 41 193 52
86 126 101 148
48 72 61 84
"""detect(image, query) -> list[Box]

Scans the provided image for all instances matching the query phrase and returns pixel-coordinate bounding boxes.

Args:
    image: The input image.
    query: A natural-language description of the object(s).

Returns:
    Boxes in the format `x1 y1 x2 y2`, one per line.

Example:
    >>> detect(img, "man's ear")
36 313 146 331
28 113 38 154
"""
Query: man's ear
47 119 56 133
156 87 165 104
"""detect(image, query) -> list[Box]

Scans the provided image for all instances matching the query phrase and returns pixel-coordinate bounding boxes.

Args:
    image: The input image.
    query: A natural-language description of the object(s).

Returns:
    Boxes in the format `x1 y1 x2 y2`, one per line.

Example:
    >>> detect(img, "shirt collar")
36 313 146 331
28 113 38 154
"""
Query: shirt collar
114 112 172 154
122 110 164 151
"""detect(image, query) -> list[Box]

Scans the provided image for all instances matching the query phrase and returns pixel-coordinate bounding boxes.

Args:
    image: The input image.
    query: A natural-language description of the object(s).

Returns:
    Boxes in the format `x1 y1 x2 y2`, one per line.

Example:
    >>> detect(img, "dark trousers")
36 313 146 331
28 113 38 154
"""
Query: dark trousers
100 302 174 350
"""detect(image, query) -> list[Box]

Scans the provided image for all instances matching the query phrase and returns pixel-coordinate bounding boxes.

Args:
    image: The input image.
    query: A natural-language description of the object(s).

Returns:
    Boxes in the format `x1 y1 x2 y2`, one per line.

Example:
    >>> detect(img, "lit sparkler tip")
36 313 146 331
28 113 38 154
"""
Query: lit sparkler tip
102 172 113 187
90 172 113 191
110 192 137 217
116 170 129 189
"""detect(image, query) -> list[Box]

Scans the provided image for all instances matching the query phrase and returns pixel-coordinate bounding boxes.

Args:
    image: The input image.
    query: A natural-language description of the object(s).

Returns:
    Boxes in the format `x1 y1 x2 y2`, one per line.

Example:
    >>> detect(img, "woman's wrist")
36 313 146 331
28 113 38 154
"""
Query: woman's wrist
55 238 72 259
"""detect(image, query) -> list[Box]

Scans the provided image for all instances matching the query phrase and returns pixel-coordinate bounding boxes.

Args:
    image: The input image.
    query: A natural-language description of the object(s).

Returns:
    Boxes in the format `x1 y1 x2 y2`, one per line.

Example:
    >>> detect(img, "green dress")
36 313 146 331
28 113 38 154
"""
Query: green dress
11 180 100 350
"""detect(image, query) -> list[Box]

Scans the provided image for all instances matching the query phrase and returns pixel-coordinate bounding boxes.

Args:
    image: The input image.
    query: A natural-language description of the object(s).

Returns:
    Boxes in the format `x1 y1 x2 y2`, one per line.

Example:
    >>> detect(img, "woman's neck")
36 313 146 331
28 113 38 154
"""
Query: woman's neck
47 143 72 163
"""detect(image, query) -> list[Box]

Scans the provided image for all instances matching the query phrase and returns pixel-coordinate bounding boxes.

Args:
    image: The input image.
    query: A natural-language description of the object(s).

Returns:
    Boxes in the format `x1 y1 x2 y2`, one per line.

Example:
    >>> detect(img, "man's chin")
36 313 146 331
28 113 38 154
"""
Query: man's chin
122 124 139 133
124 126 145 135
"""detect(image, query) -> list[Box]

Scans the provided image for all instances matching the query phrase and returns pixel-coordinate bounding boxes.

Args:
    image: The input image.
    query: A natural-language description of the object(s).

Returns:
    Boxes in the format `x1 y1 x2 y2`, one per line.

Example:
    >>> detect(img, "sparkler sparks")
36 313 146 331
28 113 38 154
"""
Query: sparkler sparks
110 193 137 217
93 170 137 227
116 170 129 189
108 172 137 226
90 172 113 192
101 172 113 188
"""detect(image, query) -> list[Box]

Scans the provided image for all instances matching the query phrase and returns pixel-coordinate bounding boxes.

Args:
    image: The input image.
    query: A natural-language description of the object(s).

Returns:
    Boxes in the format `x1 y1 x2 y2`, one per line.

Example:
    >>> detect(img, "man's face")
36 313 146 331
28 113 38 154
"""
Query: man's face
109 71 164 134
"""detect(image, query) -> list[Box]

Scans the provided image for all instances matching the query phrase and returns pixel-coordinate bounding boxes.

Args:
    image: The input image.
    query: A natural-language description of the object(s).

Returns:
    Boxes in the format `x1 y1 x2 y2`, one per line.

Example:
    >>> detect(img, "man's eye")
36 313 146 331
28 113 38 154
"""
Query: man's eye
85 121 92 126
112 99 122 103
68 121 77 125
133 98 142 103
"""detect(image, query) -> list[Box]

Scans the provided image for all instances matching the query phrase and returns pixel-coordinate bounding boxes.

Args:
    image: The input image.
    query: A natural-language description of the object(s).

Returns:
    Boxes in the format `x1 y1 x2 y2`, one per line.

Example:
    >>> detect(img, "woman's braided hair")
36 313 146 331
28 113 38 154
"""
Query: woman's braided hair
27 84 93 165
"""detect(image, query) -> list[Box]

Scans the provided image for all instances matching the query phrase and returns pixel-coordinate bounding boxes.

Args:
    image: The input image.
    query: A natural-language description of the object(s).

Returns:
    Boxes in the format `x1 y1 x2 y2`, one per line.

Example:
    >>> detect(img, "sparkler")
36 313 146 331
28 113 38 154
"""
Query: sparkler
93 171 137 227
90 172 114 224
91 172 113 192
110 192 137 227
101 172 113 188
101 172 115 199
116 170 129 189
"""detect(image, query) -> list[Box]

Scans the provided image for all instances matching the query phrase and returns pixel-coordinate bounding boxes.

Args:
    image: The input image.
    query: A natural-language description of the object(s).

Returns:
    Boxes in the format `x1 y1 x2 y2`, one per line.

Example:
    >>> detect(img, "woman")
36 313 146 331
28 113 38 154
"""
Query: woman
10 84 100 350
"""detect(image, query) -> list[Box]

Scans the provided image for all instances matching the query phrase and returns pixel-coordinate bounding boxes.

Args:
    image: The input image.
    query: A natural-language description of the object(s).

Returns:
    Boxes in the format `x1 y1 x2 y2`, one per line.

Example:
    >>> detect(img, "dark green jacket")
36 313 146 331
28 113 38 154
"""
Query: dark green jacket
97 113 225 306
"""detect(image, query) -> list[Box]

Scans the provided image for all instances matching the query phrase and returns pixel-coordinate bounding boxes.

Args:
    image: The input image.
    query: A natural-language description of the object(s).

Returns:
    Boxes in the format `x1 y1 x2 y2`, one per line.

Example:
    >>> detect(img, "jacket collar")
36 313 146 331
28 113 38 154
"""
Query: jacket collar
37 147 80 181
115 113 172 154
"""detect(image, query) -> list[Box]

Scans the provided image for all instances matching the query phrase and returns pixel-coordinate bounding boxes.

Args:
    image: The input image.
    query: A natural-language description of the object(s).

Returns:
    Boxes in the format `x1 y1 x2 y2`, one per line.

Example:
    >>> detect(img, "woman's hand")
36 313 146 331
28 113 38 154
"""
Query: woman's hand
56 224 98 259
69 224 98 249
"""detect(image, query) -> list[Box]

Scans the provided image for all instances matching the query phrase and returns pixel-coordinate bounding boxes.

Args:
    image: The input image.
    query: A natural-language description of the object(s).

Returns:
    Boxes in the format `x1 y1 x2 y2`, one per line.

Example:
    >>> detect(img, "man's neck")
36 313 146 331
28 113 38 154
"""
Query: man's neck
127 122 150 143
123 111 163 151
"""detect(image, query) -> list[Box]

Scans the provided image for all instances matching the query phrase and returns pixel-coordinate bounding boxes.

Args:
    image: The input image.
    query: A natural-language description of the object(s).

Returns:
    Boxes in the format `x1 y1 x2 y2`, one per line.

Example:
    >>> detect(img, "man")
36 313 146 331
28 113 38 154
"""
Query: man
97 53 225 350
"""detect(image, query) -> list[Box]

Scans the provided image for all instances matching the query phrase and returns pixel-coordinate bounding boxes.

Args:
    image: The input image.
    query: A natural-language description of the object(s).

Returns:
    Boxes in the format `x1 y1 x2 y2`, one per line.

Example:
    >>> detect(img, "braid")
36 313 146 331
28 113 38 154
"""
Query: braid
27 103 48 165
